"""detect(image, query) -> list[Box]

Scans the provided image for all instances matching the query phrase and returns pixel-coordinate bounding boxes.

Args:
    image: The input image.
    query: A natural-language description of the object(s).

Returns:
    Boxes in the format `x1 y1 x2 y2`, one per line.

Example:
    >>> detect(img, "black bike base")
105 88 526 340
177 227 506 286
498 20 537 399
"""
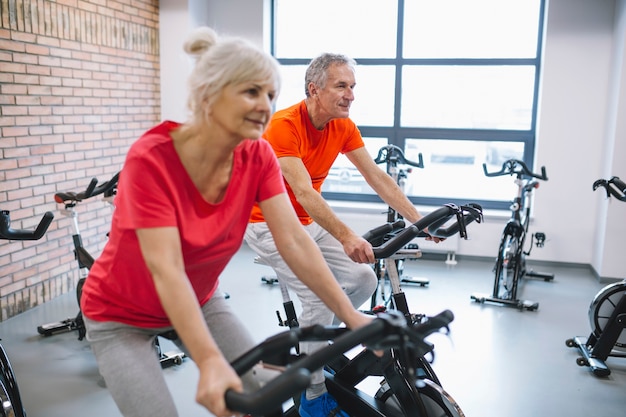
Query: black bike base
37 318 79 336
565 336 613 377
400 276 429 286
525 269 555 282
261 276 279 285
158 351 186 368
39 320 186 368
470 293 539 311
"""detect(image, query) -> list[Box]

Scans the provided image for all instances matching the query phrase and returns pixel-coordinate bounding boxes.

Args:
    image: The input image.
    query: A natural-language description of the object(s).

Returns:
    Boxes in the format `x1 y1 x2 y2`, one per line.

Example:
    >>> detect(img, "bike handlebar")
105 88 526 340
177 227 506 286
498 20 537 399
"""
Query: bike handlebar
54 171 120 204
369 203 483 259
483 159 548 181
361 219 406 245
225 309 454 415
0 211 54 241
373 145 424 169
593 176 626 202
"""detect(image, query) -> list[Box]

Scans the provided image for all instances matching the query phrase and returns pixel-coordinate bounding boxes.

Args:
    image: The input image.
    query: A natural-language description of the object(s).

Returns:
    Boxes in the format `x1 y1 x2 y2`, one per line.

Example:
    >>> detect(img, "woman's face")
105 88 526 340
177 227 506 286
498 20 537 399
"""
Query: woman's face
208 79 278 141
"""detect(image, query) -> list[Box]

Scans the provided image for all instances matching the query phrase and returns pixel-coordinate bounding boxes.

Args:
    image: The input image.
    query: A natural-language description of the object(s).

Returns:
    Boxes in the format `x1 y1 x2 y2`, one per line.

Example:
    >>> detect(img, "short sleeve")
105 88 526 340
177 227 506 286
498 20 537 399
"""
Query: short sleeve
115 142 179 230
255 139 287 203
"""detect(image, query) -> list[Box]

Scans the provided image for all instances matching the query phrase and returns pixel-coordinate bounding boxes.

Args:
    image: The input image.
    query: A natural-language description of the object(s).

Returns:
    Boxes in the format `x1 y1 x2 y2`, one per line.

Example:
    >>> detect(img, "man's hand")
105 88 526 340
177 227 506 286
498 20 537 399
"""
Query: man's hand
342 234 375 264
423 232 445 244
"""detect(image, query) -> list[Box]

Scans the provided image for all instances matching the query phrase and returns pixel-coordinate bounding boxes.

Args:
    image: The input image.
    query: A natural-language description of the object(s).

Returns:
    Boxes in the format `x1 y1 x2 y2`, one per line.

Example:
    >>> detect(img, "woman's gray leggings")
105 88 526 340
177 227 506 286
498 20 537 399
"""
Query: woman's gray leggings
84 290 259 417
245 222 377 386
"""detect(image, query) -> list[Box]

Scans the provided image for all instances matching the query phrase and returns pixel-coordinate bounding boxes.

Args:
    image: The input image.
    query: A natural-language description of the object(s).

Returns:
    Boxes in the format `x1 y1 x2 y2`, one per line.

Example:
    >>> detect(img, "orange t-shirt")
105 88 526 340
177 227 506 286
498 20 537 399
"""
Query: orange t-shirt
249 100 365 225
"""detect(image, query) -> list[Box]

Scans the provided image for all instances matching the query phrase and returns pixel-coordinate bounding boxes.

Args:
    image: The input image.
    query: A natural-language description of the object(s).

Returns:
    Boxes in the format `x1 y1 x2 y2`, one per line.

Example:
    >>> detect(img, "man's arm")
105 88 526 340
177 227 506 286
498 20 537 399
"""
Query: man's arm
278 156 375 263
346 147 422 223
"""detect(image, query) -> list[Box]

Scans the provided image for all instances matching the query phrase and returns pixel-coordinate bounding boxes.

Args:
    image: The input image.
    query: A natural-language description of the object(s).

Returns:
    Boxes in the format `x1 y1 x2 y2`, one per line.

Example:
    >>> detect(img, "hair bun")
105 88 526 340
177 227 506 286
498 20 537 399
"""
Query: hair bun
183 26 219 57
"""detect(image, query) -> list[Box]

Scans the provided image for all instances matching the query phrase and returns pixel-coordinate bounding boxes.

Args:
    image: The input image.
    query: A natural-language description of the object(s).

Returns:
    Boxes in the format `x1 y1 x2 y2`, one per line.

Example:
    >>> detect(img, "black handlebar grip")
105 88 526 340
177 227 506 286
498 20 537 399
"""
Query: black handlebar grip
362 219 405 243
593 177 626 202
54 177 98 204
82 177 99 199
483 160 548 181
54 172 120 204
372 205 458 258
413 309 454 336
372 225 420 259
225 368 311 415
373 145 424 168
372 204 483 256
611 176 626 193
0 211 54 241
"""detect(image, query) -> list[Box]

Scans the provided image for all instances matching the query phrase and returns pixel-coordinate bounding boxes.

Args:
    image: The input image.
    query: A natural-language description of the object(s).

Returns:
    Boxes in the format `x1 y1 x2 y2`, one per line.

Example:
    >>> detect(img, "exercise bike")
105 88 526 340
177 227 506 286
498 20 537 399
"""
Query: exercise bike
471 159 554 311
253 202 483 417
371 144 428 294
1 209 55 417
565 175 626 377
37 173 119 339
36 172 185 368
226 309 455 417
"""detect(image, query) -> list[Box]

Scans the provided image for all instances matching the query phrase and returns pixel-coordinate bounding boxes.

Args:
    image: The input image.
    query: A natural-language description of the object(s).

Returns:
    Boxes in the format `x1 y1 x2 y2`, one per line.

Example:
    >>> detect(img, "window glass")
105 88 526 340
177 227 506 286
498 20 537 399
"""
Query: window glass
321 138 388 195
401 65 536 130
274 0 398 58
275 65 307 112
404 139 525 201
403 0 541 59
350 66 395 127
273 0 544 208
275 65 395 127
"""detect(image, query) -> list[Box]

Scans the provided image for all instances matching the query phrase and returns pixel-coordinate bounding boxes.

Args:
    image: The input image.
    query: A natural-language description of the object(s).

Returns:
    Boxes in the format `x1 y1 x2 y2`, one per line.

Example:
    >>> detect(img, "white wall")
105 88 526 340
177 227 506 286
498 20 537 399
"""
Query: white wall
595 0 626 279
159 0 626 280
159 0 265 122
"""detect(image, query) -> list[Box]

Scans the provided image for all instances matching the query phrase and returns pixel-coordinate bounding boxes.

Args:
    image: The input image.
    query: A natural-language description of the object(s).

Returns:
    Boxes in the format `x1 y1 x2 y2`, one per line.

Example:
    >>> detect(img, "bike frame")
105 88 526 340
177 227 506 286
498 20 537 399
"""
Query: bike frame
0 209 54 417
471 159 553 311
256 203 482 417
566 176 626 377
35 173 186 367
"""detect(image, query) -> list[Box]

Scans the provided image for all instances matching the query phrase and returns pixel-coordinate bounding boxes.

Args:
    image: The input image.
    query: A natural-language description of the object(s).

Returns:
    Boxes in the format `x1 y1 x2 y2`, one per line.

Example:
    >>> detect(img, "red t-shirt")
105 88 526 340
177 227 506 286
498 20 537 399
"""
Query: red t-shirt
81 121 286 328
249 100 364 225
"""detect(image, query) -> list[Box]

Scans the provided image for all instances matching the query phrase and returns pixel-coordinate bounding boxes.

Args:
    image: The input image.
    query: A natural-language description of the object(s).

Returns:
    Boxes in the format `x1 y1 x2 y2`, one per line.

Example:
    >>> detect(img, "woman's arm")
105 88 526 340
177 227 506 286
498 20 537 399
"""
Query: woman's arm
136 227 241 416
258 193 373 330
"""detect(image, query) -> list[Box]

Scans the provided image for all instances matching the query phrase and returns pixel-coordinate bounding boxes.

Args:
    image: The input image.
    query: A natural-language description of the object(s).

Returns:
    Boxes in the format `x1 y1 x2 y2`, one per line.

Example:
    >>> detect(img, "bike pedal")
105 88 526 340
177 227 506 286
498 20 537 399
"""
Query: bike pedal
372 305 387 313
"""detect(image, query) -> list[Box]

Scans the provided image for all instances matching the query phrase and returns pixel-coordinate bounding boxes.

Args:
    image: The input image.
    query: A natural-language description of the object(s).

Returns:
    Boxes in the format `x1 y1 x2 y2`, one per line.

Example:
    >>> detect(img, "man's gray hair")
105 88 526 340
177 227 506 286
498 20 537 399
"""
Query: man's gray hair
304 53 356 97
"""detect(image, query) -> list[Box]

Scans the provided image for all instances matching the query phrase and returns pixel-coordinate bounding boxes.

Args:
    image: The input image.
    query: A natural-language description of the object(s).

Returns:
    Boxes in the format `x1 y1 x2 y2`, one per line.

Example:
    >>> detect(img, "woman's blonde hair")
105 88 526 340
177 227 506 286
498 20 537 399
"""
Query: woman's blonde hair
183 26 281 124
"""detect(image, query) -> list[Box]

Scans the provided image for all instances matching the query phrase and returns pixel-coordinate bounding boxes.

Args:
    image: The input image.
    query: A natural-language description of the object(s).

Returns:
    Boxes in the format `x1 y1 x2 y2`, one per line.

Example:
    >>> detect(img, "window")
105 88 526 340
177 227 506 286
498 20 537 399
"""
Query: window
271 0 545 209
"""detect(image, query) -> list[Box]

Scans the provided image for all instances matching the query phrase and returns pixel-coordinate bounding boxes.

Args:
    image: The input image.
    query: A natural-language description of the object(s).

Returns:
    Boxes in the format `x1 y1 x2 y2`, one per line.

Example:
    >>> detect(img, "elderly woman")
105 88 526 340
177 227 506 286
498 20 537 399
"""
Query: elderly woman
80 26 371 417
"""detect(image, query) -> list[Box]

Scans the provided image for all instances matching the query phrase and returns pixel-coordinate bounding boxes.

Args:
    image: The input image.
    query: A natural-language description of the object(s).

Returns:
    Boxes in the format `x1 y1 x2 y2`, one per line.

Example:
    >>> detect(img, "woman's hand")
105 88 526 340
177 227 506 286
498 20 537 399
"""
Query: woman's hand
196 354 243 417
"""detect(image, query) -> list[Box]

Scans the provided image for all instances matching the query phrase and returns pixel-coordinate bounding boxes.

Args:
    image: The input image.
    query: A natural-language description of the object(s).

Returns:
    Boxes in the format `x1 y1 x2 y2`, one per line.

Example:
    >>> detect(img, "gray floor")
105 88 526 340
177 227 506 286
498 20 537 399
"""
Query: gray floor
2 243 625 417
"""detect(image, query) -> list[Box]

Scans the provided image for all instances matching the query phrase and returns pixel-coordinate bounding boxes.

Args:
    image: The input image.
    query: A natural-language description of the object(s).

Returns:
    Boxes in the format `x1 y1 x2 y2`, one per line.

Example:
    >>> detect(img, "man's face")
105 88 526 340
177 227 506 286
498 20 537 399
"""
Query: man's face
313 63 356 120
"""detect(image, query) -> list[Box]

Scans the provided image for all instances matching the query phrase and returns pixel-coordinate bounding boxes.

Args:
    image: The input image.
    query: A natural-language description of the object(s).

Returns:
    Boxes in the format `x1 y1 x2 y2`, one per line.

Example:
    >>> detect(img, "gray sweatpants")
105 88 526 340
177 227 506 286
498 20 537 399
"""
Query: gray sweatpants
84 290 259 417
244 222 377 386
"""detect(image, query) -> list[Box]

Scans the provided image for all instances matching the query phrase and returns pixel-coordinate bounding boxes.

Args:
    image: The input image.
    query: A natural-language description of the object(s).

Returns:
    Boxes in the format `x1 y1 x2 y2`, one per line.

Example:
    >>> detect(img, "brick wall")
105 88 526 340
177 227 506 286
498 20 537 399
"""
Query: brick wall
0 0 161 320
